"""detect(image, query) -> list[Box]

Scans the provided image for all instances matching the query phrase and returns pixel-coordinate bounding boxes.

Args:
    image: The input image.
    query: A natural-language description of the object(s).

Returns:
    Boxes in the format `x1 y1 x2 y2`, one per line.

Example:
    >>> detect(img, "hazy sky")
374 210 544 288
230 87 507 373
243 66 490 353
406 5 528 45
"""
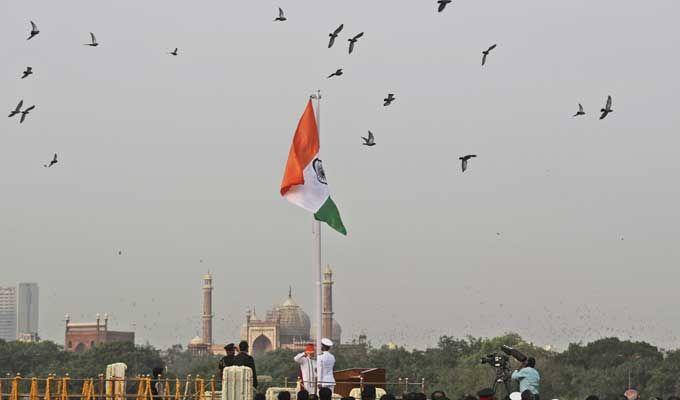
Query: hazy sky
2 0 680 351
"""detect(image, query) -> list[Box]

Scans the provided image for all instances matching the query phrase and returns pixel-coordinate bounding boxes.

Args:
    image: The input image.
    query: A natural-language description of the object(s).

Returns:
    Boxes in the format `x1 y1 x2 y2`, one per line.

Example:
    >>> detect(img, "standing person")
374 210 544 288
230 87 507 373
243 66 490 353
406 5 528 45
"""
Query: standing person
317 338 336 393
218 343 237 379
511 358 540 400
233 340 258 389
151 367 165 398
294 343 317 391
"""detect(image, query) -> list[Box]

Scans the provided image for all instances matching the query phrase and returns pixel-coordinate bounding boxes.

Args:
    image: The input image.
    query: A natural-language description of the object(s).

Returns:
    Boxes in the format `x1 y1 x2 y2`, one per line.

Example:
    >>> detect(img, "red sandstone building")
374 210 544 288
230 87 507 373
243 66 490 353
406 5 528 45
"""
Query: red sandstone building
64 313 134 352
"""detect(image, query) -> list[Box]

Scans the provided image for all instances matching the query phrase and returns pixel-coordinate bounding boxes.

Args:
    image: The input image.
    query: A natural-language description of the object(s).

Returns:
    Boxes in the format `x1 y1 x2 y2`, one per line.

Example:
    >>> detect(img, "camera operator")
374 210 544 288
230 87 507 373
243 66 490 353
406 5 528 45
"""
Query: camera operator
510 357 540 400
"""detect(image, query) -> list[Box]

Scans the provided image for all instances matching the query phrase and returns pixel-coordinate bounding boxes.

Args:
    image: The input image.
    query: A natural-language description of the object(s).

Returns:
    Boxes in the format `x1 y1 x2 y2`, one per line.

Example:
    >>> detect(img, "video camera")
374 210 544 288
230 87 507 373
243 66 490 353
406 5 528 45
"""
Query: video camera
479 345 529 397
479 345 527 368
480 353 509 368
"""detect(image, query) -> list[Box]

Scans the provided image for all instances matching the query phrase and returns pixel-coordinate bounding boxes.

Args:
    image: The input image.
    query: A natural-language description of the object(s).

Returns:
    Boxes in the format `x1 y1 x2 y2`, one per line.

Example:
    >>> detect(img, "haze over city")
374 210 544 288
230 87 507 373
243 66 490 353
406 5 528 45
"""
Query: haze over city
2 0 680 351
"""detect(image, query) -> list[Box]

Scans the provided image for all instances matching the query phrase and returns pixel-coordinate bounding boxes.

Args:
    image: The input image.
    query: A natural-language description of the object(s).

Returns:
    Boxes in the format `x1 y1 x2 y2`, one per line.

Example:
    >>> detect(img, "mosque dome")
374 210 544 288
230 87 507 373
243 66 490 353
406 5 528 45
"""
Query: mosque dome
274 292 311 339
190 336 204 345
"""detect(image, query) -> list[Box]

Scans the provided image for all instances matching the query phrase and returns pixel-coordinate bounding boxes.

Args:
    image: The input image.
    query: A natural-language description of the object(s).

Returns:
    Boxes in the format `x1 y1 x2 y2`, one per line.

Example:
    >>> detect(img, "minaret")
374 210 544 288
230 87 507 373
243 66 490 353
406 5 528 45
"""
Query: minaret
202 273 213 346
322 265 334 340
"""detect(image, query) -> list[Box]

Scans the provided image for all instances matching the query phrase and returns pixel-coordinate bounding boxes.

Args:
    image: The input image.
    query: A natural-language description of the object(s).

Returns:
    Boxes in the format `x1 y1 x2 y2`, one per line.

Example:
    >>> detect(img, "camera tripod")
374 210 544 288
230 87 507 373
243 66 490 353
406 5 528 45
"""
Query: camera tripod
490 367 512 398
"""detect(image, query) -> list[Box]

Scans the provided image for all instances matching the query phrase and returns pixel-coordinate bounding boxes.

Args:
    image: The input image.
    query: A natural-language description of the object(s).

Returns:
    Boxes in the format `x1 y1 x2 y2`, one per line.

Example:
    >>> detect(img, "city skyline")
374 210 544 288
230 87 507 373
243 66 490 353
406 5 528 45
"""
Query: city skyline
4 267 680 353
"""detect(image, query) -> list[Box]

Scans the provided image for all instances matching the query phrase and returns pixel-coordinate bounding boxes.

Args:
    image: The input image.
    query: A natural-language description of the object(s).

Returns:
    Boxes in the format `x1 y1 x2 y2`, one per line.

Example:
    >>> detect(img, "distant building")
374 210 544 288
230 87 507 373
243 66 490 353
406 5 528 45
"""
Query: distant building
18 332 40 343
17 283 39 339
187 273 223 355
202 273 213 347
187 335 210 356
0 287 17 342
64 313 134 352
241 266 341 355
187 267 343 356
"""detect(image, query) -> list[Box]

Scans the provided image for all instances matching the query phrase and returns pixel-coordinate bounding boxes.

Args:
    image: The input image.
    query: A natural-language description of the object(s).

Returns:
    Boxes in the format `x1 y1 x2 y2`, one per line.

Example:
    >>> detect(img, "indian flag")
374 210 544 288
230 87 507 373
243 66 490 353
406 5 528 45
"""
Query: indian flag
280 99 347 235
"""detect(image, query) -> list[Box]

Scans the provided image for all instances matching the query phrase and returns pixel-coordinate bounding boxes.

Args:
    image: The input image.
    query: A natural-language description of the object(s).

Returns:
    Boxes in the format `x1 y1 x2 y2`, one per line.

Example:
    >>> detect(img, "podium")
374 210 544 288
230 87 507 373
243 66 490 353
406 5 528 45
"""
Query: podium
333 368 386 397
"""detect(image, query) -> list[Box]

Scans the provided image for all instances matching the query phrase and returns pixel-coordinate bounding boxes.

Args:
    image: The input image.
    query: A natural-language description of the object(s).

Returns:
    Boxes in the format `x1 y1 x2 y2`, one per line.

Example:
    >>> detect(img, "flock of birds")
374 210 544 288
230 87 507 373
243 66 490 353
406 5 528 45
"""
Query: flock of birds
7 21 163 168
9 4 615 173
271 3 616 174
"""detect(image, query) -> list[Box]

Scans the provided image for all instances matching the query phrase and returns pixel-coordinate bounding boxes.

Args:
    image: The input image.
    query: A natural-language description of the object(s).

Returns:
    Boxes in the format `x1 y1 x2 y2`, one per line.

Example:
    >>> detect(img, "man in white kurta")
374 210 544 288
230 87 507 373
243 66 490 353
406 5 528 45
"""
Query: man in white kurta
294 343 317 392
317 338 336 392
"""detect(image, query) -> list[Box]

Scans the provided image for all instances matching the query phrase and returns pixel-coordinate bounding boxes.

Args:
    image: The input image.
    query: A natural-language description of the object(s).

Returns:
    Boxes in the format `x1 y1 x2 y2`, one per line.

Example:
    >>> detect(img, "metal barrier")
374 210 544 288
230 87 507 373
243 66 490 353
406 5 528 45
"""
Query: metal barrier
0 375 427 400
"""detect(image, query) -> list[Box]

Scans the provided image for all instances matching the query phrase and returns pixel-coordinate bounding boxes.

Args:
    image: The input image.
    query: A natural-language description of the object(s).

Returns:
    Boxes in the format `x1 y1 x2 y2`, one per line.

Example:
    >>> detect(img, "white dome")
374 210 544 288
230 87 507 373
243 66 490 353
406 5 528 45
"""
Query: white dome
190 336 204 345
275 294 311 339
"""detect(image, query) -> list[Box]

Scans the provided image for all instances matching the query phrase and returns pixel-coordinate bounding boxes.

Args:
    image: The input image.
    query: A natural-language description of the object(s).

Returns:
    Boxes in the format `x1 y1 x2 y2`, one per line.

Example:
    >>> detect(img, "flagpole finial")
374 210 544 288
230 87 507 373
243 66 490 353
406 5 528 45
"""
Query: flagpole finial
310 89 322 100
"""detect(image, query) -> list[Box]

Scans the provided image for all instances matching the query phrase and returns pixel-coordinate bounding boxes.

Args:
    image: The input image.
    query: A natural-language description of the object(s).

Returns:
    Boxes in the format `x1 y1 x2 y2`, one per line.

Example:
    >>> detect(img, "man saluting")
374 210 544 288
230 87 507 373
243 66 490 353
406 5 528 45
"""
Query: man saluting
294 343 317 392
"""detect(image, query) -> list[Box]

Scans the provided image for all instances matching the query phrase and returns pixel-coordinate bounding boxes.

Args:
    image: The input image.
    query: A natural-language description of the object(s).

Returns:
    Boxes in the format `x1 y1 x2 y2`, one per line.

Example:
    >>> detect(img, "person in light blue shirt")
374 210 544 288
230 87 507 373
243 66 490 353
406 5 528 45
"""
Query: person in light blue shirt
511 357 540 400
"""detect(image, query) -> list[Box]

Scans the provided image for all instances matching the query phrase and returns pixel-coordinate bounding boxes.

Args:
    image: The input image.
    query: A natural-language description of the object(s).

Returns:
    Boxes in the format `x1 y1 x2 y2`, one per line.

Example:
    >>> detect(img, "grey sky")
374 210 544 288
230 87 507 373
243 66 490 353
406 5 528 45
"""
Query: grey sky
2 0 680 350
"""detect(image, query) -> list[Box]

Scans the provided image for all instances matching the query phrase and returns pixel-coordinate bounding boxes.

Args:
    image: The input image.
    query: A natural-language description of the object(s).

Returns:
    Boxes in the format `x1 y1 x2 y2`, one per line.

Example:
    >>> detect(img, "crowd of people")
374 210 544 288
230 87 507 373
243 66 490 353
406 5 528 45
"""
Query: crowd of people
214 340 534 399
212 346 661 400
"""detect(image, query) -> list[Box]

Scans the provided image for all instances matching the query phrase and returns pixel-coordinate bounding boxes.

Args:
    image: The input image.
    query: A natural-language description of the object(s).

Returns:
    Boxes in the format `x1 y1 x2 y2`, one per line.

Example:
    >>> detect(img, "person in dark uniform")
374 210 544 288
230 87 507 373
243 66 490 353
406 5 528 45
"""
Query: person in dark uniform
233 340 258 389
218 343 237 379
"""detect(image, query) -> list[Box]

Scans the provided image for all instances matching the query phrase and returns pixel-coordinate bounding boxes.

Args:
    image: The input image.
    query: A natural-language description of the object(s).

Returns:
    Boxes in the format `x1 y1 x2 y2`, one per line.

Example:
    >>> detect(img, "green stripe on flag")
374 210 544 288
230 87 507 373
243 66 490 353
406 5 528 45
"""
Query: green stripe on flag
314 197 347 235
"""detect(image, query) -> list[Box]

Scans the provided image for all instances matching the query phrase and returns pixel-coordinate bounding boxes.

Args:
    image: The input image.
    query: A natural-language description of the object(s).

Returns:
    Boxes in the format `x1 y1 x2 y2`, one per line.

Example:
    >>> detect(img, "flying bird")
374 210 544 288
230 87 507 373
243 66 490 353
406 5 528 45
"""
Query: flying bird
599 95 613 119
21 67 33 79
573 103 585 117
168 48 179 56
44 153 58 168
383 93 396 106
27 21 39 40
84 32 99 47
275 7 287 22
459 154 477 172
362 131 376 146
481 44 497 66
20 105 35 123
437 0 452 12
328 24 344 48
327 68 343 79
8 100 23 118
348 32 364 54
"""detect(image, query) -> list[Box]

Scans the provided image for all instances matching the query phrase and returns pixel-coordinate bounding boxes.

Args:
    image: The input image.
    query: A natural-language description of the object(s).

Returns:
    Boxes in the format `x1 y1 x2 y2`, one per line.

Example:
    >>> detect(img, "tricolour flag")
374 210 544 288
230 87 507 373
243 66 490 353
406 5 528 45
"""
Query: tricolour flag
280 99 347 235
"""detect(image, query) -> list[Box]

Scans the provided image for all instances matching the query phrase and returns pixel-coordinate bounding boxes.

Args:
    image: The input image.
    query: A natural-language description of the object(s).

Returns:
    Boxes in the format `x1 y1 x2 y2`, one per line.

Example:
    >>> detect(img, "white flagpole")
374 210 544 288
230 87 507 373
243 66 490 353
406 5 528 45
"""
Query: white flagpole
311 89 323 395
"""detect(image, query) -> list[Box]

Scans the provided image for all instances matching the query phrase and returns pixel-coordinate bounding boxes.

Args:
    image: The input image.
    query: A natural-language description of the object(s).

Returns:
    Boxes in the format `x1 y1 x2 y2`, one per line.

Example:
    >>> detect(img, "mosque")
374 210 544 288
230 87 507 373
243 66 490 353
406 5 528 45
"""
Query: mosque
188 266 341 356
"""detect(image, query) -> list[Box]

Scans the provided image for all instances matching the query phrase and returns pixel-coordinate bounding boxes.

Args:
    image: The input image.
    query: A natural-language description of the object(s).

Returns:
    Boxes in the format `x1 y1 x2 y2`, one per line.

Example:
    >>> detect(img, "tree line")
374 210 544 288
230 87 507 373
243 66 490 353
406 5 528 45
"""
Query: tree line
2 334 680 400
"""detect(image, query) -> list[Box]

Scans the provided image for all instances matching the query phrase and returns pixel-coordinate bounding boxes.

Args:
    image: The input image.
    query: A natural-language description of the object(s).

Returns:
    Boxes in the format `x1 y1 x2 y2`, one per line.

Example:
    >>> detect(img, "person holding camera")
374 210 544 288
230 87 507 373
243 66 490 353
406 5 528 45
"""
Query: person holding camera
511 357 540 400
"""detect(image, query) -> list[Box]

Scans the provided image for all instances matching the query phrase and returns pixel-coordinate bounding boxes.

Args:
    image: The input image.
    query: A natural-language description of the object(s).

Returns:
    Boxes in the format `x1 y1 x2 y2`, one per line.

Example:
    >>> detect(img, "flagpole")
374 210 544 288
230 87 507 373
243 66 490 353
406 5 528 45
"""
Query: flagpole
311 89 322 395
